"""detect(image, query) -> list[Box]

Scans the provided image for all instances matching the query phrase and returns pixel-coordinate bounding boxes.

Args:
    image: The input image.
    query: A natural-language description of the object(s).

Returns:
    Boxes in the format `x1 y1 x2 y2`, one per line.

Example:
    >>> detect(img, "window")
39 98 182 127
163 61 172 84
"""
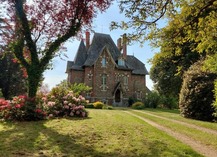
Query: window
136 91 142 100
101 74 107 91
118 58 125 66
102 57 106 67
124 76 128 85
115 74 120 82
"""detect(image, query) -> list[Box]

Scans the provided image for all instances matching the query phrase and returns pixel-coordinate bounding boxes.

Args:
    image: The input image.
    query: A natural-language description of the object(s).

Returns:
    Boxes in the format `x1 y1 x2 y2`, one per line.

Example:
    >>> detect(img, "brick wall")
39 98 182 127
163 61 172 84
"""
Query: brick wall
69 48 146 105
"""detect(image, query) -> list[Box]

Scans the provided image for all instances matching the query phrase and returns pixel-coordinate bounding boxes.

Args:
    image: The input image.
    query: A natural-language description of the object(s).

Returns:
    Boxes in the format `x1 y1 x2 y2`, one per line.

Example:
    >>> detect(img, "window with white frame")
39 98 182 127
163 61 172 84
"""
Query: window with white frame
102 57 106 67
123 76 128 85
101 74 107 91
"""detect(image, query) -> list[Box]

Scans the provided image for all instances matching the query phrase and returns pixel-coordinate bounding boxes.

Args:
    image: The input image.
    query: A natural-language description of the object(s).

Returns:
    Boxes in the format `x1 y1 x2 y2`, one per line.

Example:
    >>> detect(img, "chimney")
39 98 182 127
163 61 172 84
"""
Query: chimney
117 38 122 51
123 33 127 59
85 31 90 48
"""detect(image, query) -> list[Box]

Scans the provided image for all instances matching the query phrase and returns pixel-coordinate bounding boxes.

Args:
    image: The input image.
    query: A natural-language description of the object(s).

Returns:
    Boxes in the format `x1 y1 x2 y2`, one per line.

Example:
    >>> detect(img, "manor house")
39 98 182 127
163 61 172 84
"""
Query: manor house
66 32 148 106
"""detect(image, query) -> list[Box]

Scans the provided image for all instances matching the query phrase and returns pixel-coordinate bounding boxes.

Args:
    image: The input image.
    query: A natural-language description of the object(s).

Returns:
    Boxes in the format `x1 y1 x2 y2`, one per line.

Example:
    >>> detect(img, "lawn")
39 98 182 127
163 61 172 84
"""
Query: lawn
131 110 217 150
0 109 204 157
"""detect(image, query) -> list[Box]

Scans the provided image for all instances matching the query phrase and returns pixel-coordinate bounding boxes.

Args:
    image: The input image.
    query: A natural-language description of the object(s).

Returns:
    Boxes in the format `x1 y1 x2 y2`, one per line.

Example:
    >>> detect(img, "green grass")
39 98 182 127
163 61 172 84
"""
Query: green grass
0 109 203 157
144 108 217 130
131 110 217 150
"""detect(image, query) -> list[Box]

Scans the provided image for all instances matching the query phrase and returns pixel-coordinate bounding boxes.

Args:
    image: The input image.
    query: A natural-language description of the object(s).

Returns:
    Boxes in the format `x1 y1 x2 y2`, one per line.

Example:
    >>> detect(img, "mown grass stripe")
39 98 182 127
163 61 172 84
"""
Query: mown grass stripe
134 110 217 135
125 111 217 157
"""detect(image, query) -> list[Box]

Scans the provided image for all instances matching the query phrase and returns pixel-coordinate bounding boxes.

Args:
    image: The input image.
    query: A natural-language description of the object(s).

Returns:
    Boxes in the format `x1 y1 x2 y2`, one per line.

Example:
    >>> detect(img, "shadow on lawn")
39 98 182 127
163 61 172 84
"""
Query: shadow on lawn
0 118 128 157
0 117 200 157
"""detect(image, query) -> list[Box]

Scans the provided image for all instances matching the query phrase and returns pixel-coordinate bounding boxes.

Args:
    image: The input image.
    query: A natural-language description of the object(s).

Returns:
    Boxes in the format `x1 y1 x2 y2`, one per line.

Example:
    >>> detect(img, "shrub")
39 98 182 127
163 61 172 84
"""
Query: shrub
102 104 113 110
0 89 3 98
132 102 145 110
0 95 46 121
144 92 161 108
213 80 217 119
41 91 88 118
85 103 95 109
160 95 178 109
93 101 104 109
56 80 92 96
179 60 217 121
128 97 137 107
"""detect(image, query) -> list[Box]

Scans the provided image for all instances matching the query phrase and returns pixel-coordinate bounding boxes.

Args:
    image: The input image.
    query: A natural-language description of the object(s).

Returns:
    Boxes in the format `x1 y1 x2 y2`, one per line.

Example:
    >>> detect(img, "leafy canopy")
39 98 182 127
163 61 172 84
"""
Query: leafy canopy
0 0 112 98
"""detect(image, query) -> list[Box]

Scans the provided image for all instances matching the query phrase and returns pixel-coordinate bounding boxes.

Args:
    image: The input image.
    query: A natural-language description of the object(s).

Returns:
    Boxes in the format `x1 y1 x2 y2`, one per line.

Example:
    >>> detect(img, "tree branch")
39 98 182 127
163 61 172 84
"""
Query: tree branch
14 0 39 64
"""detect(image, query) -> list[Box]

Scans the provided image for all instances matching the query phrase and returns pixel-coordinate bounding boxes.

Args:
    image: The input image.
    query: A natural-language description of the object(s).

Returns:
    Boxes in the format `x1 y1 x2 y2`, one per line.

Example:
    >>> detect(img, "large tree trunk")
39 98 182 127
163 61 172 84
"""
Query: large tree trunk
27 66 43 99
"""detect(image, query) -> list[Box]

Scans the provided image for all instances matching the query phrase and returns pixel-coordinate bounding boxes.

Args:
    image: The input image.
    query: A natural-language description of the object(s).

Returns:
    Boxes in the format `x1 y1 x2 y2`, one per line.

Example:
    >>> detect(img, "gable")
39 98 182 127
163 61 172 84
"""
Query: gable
94 46 117 67
84 33 121 66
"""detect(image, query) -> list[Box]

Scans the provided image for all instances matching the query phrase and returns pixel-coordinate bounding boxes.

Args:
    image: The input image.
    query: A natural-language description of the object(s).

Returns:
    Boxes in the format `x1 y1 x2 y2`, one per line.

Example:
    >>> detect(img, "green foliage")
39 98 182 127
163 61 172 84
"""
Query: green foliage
56 80 91 96
212 80 217 119
102 104 113 110
0 89 3 98
1 0 111 116
144 92 161 108
84 103 95 109
179 60 217 122
132 102 145 110
110 0 178 44
93 101 104 109
160 95 178 109
128 97 138 107
0 53 27 99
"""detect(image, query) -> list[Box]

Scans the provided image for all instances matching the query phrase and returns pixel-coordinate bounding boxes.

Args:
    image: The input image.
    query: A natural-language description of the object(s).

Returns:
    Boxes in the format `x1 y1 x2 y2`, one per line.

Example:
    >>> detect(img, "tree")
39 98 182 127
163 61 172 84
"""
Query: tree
136 0 216 98
0 1 112 104
0 52 27 99
179 60 217 121
111 0 217 44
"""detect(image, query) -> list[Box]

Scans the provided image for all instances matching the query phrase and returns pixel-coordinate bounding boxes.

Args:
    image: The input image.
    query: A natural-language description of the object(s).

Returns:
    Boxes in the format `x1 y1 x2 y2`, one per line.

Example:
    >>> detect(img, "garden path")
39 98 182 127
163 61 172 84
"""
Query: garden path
125 111 217 157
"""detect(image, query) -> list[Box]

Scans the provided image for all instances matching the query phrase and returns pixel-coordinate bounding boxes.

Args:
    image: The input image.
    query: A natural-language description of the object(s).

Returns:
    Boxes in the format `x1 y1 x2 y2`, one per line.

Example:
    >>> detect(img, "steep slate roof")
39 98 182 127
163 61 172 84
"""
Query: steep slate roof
71 40 87 70
126 55 149 75
67 32 148 75
84 33 121 66
66 61 74 72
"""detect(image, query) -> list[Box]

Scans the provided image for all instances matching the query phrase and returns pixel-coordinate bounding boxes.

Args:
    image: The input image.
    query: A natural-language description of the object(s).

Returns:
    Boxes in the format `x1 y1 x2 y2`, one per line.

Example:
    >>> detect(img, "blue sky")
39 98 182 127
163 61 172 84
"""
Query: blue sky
43 2 163 90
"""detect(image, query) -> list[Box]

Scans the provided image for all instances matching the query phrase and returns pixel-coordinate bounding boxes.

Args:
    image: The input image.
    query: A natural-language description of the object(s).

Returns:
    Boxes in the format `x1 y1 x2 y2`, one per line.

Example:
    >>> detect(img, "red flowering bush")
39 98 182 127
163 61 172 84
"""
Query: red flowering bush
41 91 88 118
0 88 88 121
0 95 46 121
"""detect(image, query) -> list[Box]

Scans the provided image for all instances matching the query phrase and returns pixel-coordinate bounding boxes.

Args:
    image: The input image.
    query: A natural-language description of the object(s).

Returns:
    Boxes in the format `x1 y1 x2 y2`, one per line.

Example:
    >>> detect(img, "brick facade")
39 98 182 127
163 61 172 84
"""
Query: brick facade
66 32 148 106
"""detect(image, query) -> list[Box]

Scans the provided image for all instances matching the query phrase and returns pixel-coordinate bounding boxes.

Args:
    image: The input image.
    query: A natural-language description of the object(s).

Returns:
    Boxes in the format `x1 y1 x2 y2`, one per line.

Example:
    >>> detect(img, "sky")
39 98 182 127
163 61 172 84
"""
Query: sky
43 2 164 91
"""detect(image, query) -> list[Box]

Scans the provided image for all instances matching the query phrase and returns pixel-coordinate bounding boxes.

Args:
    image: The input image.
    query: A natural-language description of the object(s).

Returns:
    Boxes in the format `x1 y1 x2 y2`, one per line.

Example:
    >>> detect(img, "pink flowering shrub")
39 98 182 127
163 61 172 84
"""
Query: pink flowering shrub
0 95 46 121
40 91 88 118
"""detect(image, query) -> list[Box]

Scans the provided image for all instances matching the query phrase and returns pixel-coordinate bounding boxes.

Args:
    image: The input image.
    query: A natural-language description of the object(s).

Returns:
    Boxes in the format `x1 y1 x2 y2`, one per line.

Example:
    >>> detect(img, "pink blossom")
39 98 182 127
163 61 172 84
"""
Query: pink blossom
42 97 47 101
63 101 68 105
15 104 21 108
35 109 42 113
76 110 80 115
48 114 53 118
64 105 69 109
70 112 74 117
82 112 86 117
47 101 55 107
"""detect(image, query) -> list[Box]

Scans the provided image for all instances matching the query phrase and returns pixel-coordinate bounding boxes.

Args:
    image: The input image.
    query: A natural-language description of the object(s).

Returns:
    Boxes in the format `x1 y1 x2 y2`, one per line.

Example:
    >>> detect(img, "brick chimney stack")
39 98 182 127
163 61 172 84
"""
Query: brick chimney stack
117 38 122 51
123 33 127 59
85 31 90 48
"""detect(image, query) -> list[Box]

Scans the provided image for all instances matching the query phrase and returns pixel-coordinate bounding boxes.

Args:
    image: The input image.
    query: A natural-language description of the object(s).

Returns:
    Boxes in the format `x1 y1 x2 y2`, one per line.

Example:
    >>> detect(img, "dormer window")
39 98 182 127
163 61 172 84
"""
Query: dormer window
118 58 125 66
102 57 106 67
